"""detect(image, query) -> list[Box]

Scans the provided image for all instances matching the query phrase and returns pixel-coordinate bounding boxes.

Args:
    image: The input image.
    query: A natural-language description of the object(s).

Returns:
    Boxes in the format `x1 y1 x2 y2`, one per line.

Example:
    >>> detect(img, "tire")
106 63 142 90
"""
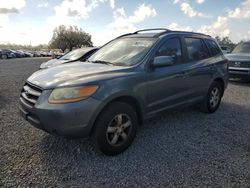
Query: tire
200 81 223 113
92 102 138 156
2 55 7 59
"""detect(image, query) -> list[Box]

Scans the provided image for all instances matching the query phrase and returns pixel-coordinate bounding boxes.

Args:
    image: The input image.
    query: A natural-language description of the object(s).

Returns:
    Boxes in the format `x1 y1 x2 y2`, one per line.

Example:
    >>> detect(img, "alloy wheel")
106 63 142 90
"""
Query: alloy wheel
106 114 132 146
209 87 220 108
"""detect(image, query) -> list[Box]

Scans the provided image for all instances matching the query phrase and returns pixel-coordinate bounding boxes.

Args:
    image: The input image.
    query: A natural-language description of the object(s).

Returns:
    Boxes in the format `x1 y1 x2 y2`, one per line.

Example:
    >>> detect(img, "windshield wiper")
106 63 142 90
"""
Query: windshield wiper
91 60 113 65
87 60 128 66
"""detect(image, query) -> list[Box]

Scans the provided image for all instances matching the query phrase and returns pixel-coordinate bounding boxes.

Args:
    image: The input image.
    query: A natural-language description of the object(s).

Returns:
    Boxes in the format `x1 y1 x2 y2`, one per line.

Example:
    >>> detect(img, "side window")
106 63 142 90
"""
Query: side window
185 38 210 61
155 38 182 64
205 39 222 56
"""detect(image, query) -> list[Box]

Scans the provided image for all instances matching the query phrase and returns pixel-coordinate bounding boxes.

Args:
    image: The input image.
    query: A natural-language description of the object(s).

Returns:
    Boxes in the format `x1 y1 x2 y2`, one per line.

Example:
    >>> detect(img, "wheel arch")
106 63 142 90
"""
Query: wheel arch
89 94 145 136
213 77 225 95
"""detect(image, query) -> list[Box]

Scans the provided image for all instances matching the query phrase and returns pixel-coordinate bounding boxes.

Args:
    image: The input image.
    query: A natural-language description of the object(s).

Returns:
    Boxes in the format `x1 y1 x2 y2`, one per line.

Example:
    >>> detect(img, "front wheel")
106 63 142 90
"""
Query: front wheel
92 102 138 156
200 81 223 113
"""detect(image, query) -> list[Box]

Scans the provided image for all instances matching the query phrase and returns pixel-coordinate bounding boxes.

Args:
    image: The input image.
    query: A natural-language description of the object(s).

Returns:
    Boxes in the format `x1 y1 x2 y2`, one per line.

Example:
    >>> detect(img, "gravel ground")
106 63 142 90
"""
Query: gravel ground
0 58 250 187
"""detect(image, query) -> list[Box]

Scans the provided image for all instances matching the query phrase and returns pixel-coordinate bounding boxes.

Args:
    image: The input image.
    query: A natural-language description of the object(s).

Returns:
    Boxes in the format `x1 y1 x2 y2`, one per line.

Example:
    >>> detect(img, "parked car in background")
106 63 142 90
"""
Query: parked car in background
220 46 231 54
15 50 26 58
0 49 54 59
0 49 15 59
15 50 32 58
226 41 250 79
39 47 99 69
39 51 50 57
54 51 64 58
20 29 228 155
31 51 40 57
24 51 33 57
10 50 25 58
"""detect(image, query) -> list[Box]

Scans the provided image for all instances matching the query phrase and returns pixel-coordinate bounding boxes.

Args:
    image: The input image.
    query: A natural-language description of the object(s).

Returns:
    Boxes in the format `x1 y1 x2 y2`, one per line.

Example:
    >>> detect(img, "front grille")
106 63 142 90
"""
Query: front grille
20 83 42 108
229 69 248 73
229 61 250 68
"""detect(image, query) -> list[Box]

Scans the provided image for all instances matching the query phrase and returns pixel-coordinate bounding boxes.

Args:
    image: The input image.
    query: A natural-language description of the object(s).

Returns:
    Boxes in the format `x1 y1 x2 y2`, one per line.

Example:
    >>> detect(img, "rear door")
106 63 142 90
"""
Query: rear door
180 37 213 98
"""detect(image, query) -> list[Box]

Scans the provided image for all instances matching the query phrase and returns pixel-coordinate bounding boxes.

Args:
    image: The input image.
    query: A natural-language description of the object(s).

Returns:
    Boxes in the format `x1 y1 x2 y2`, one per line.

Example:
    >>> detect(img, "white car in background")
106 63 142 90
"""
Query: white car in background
40 47 99 69
220 46 231 54
226 41 250 79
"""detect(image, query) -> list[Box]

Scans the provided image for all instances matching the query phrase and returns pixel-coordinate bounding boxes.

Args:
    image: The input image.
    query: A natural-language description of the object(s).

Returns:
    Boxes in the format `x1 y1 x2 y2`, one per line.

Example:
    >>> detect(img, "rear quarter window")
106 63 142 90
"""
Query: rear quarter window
205 39 222 56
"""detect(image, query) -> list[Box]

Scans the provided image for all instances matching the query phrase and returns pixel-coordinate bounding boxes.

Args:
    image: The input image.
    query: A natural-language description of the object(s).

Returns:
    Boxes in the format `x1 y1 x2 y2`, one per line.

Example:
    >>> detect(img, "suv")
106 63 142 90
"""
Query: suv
226 41 250 79
19 29 228 155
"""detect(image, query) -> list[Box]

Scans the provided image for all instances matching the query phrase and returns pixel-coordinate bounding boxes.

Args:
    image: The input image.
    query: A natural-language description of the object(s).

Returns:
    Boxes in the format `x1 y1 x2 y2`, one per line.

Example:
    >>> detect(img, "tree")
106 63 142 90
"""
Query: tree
215 36 237 51
49 25 93 52
215 36 221 43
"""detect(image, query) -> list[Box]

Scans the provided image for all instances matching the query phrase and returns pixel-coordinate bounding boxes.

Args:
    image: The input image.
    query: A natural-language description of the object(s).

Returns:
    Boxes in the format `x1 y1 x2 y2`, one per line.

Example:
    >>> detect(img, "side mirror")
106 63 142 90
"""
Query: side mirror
152 56 175 67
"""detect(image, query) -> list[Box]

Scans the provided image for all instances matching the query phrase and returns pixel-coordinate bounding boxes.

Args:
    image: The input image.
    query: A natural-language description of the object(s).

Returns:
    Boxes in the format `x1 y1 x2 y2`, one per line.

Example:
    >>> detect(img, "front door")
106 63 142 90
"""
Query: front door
146 37 191 115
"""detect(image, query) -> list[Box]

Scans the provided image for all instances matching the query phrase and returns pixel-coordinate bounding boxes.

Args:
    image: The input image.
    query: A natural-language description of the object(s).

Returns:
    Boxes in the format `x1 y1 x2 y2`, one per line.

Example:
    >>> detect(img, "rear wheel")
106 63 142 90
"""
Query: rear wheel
92 102 138 156
200 81 223 113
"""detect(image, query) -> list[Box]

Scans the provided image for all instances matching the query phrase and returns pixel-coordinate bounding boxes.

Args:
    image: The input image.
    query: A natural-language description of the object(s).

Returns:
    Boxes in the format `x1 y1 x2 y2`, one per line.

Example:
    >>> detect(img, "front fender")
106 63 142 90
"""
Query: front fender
89 90 146 132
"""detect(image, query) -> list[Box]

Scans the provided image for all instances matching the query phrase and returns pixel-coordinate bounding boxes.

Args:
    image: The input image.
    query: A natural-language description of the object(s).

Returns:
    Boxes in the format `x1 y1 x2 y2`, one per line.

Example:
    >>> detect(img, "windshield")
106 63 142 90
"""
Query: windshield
60 48 90 61
88 37 157 66
232 42 250 54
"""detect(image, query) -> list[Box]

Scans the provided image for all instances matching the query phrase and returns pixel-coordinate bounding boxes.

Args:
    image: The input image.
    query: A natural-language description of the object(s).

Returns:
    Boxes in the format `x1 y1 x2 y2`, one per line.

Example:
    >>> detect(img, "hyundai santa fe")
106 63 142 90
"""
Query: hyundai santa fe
19 29 228 155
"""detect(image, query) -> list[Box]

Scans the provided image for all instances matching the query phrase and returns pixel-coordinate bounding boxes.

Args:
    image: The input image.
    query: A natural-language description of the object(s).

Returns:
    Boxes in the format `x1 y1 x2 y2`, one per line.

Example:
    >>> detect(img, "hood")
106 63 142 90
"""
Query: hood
28 61 130 89
40 59 70 69
225 53 250 62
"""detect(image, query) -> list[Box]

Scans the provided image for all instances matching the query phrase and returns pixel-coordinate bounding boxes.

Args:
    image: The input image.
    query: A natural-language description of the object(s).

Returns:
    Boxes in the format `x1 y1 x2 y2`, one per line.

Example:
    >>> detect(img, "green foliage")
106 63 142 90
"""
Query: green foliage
49 25 93 52
215 36 237 52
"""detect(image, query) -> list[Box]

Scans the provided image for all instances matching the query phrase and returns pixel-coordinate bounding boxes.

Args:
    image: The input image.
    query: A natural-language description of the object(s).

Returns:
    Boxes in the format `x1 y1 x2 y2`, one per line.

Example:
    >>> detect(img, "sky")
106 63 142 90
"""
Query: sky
0 0 250 46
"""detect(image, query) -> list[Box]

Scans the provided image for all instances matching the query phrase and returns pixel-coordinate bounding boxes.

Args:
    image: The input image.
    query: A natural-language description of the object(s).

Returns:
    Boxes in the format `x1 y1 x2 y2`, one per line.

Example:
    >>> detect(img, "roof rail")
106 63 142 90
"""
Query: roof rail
169 30 211 37
115 29 171 39
114 29 211 40
133 28 171 34
116 33 134 39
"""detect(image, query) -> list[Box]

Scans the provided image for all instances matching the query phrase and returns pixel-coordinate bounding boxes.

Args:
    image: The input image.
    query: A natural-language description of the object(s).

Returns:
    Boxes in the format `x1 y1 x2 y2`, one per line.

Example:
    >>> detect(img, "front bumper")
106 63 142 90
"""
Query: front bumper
19 89 102 138
229 67 250 77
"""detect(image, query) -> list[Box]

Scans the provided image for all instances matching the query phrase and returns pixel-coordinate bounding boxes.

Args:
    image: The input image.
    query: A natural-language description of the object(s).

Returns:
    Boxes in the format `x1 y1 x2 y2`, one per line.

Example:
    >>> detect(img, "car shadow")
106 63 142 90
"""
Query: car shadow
0 95 7 110
37 101 250 186
229 78 250 87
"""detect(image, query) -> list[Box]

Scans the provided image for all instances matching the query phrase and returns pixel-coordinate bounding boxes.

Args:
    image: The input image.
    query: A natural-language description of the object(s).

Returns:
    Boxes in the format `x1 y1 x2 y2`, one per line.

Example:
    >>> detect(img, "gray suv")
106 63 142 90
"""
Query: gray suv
19 29 228 155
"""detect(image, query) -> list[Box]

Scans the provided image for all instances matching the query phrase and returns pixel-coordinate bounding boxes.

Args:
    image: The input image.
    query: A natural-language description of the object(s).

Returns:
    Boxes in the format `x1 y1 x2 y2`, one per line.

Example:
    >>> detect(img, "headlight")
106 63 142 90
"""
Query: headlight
48 86 99 104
